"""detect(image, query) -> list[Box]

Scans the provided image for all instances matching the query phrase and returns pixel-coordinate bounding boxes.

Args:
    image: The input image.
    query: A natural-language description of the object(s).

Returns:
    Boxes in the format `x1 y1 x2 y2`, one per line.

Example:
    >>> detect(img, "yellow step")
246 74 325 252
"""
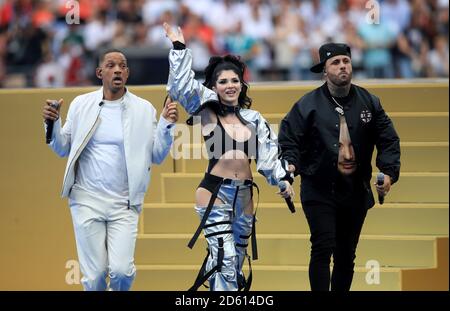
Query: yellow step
130 82 449 115
396 142 448 172
143 158 174 204
259 112 449 142
245 82 449 114
132 264 403 291
135 234 438 268
401 237 449 290
142 203 449 236
173 142 449 173
159 172 449 203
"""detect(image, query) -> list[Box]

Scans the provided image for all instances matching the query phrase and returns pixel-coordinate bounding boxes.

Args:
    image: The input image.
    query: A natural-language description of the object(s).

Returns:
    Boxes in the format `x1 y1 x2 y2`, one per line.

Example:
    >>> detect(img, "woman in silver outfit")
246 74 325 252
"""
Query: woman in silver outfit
164 23 294 291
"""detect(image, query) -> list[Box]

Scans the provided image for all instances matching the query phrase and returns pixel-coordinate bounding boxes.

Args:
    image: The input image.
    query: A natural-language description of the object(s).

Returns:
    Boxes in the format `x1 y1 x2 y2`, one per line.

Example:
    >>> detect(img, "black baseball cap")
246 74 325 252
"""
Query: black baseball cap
310 43 352 73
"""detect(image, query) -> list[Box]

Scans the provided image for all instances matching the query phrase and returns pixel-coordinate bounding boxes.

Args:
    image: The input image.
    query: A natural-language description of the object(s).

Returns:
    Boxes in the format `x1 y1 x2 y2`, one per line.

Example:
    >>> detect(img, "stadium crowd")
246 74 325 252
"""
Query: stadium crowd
0 0 448 87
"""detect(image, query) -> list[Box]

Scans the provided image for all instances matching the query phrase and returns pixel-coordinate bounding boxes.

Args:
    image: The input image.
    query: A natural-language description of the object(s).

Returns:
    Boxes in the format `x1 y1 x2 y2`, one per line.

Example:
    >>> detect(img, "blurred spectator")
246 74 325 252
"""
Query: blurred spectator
427 34 449 77
341 18 365 77
142 0 178 27
181 0 213 21
289 17 315 81
437 0 448 37
0 0 33 28
147 9 177 49
325 1 365 77
116 0 143 24
358 18 397 78
299 0 333 33
110 20 131 49
6 21 47 68
181 12 215 75
34 51 65 87
222 20 257 80
58 39 86 86
271 0 300 79
31 0 55 29
84 9 115 52
396 3 433 77
411 0 438 45
205 0 239 35
132 21 150 47
237 0 274 79
381 0 411 35
0 28 7 87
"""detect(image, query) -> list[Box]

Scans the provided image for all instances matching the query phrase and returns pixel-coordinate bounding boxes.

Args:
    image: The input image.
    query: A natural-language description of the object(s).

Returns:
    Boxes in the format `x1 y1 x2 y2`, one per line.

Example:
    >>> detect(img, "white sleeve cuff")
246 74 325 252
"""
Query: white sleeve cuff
159 114 175 129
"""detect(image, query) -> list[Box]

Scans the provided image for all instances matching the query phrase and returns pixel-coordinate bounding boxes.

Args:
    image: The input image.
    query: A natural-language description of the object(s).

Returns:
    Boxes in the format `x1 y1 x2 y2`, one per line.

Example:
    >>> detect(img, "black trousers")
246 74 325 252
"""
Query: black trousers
302 198 368 291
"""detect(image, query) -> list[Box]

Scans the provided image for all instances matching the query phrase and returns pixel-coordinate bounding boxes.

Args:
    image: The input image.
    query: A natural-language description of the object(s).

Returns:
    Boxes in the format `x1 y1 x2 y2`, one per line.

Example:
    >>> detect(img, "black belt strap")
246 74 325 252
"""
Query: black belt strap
205 230 233 238
236 243 248 248
188 238 224 291
231 185 240 218
250 181 260 260
188 247 210 291
243 253 253 291
188 179 224 249
217 237 224 272
251 216 258 260
203 220 232 229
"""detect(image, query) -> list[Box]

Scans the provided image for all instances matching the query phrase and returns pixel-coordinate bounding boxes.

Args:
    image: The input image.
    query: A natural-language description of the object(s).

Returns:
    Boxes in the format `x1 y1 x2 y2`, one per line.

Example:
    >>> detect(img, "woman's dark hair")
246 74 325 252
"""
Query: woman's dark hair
203 55 252 109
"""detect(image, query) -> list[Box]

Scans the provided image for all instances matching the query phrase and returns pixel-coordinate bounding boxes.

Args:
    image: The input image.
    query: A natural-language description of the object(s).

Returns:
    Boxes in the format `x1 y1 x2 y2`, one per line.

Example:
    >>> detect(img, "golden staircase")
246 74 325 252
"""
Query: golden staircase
0 81 447 290
132 81 449 291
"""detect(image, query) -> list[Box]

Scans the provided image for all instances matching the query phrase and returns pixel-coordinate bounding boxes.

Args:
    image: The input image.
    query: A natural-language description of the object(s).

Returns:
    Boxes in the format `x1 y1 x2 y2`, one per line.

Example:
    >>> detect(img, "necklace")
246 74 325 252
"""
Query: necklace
331 96 344 116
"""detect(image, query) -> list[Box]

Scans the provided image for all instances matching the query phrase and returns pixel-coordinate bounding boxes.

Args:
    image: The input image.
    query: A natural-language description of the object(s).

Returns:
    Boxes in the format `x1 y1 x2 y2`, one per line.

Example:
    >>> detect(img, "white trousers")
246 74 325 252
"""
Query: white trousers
69 188 140 291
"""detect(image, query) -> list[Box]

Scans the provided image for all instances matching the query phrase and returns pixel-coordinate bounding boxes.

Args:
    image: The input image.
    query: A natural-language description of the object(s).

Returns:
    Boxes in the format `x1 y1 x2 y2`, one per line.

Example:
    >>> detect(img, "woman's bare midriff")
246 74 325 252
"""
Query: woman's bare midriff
196 154 254 215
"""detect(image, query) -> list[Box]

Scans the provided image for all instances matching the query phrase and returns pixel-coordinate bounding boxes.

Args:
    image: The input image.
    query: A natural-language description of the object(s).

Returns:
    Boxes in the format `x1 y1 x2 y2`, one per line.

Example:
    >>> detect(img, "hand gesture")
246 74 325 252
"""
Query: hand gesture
163 22 185 44
162 96 179 124
43 99 63 121
374 174 392 197
277 180 295 200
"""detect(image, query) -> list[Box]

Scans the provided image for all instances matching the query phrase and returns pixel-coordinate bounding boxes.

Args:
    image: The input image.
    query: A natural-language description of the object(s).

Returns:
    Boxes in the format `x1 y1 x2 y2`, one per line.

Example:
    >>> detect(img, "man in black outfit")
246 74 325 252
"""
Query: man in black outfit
278 43 401 291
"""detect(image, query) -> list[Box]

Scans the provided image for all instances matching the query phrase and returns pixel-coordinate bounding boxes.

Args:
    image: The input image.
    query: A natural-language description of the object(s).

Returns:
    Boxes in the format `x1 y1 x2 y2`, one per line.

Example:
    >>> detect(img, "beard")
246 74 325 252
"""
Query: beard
329 71 352 87
109 80 125 93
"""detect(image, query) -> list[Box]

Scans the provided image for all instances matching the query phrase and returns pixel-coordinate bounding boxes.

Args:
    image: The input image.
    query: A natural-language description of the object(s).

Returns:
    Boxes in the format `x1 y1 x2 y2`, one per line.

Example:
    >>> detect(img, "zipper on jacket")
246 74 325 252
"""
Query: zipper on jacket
61 107 102 196
120 98 132 209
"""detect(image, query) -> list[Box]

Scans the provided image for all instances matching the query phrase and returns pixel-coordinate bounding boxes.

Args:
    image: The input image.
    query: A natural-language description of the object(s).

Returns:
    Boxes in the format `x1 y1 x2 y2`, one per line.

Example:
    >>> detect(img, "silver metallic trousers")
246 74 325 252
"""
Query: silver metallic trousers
195 180 254 291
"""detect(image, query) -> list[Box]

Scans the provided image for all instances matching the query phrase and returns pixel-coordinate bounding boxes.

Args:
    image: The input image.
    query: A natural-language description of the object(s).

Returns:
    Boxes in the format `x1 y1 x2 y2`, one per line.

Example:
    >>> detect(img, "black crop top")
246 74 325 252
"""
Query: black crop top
204 117 258 173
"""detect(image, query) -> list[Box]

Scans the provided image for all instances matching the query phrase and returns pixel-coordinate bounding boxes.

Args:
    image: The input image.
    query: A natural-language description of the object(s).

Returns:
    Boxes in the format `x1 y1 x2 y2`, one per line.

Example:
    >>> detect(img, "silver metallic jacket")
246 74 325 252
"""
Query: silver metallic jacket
166 48 292 186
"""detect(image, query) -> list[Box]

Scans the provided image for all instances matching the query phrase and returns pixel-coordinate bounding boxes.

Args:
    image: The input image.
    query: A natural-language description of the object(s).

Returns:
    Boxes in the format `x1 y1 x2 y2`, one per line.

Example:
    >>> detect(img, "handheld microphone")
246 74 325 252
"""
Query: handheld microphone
45 101 60 144
278 181 296 213
376 172 385 205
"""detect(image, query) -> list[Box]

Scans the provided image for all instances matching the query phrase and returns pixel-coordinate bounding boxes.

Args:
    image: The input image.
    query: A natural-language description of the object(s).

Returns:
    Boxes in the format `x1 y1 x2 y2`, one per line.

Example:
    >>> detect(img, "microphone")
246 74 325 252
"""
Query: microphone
45 101 60 144
278 181 296 213
376 172 385 205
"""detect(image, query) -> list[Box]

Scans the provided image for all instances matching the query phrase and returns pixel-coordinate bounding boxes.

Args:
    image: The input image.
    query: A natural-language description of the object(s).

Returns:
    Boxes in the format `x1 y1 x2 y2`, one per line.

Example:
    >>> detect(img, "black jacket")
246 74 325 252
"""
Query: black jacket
279 83 401 209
